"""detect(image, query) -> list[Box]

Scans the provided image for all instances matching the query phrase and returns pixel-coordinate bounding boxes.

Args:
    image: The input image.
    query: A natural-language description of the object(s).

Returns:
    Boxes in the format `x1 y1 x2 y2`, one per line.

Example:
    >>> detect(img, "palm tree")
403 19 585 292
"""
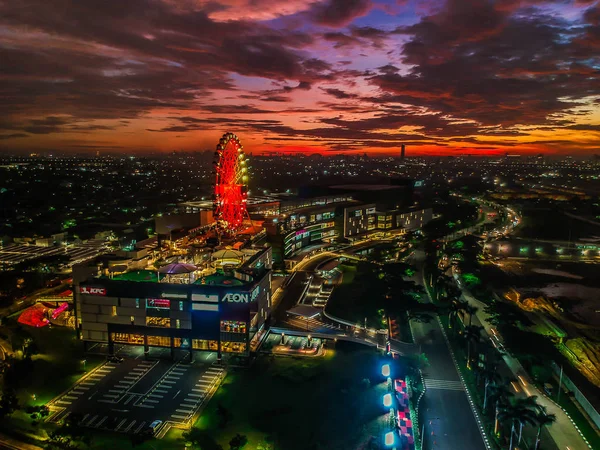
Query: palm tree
498 396 539 449
463 303 478 327
481 368 503 410
448 299 467 331
488 383 513 434
462 325 482 369
534 406 556 450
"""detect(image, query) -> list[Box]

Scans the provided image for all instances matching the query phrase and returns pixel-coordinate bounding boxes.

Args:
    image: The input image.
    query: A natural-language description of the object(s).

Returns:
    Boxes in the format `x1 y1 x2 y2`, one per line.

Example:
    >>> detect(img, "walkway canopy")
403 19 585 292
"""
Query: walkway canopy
287 305 321 319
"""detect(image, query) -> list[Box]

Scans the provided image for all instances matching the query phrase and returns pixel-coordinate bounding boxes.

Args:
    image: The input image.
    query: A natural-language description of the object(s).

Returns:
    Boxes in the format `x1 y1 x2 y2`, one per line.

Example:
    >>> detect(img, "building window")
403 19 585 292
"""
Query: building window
222 341 247 353
179 301 184 311
111 306 117 316
220 320 247 333
136 298 140 308
147 335 170 347
130 316 134 325
146 316 171 327
176 319 181 329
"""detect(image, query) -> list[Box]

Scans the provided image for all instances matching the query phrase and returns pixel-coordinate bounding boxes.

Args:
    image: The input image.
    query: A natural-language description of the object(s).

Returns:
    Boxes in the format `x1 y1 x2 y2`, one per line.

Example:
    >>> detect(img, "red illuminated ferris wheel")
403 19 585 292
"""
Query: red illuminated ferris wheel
213 132 249 233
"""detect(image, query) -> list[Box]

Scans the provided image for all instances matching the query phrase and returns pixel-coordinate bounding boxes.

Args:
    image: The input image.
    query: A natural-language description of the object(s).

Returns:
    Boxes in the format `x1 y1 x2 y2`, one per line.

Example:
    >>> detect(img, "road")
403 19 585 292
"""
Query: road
460 288 590 450
409 250 488 450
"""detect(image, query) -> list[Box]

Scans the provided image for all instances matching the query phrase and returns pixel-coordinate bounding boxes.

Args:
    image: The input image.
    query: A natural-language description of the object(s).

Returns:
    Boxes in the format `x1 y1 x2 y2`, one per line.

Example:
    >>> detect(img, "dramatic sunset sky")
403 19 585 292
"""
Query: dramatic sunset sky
1 0 599 155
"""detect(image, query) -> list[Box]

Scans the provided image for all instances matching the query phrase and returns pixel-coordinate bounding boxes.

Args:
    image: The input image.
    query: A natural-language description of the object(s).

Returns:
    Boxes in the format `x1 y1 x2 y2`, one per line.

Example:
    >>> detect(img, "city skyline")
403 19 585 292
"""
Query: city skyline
1 0 599 156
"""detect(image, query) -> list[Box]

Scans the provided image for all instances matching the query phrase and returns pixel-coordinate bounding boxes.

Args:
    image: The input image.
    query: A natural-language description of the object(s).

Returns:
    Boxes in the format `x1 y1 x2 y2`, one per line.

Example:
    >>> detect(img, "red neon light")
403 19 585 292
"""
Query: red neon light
147 298 171 308
79 286 106 296
51 302 69 320
213 133 248 233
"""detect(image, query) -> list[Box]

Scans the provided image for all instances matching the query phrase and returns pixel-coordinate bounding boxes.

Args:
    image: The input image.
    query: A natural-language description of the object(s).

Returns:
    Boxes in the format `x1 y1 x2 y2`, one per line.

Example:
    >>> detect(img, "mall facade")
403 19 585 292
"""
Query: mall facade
73 248 272 360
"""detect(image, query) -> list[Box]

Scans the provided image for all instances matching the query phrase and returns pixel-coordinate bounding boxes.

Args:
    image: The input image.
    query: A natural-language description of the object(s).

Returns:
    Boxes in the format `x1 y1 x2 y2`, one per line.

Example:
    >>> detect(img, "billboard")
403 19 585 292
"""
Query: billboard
79 286 106 296
146 298 171 309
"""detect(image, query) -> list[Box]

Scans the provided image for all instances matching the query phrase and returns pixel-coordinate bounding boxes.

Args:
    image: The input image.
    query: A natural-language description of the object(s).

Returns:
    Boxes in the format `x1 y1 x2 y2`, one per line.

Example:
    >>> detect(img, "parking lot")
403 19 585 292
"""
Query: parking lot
48 352 224 438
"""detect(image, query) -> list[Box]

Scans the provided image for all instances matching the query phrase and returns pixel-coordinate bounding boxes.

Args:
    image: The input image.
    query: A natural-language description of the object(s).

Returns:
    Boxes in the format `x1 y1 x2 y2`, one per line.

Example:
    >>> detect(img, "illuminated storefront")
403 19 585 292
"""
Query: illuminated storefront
75 248 273 360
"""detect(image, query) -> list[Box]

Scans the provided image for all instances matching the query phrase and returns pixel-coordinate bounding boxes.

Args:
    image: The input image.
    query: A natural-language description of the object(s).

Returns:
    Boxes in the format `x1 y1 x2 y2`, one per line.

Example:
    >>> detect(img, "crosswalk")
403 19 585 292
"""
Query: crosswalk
169 366 223 424
424 378 465 391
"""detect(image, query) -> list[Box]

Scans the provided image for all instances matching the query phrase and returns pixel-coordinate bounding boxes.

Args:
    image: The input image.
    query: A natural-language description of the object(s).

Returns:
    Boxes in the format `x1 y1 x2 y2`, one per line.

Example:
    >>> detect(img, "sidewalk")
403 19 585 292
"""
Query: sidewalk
0 432 43 450
461 289 591 450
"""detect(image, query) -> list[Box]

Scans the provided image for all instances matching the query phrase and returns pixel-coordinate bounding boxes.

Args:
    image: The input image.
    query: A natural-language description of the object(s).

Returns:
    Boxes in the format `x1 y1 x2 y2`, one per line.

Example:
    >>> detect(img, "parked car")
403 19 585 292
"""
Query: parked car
146 420 163 435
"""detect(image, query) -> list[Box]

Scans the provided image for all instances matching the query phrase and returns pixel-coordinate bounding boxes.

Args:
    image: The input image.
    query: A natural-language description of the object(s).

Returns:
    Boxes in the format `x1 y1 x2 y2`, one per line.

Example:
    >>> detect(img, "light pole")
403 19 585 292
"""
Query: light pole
82 359 87 371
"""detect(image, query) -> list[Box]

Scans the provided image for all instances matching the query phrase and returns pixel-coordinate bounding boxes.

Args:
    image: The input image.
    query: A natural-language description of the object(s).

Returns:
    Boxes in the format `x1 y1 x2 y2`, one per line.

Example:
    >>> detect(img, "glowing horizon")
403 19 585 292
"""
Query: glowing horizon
0 0 599 156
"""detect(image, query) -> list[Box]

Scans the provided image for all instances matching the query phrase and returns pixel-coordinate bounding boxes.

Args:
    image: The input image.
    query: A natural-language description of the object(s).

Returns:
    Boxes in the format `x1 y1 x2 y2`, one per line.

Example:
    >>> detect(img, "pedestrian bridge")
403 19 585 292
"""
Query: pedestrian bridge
268 327 420 356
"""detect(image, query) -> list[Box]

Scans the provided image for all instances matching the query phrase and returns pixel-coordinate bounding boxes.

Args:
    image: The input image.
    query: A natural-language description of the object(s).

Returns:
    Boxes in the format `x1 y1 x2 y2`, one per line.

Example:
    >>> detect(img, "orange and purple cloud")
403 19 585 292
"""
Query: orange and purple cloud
0 0 599 155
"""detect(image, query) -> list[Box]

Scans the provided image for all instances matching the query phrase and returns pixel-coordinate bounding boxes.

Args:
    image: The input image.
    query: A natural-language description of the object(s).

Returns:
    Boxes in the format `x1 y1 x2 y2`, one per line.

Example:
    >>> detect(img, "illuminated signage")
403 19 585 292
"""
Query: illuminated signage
251 286 260 301
366 207 376 214
146 298 171 309
161 292 187 299
79 286 106 296
222 293 249 303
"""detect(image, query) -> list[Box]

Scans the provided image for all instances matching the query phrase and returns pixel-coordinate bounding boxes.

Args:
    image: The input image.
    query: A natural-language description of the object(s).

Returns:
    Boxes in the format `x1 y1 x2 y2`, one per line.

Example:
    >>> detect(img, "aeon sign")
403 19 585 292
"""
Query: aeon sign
222 293 249 303
79 286 106 296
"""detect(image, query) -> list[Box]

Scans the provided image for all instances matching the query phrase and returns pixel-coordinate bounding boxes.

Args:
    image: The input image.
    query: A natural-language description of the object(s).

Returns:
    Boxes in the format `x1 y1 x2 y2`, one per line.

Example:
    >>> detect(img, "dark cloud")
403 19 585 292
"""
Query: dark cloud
311 0 373 27
320 88 359 99
368 0 600 128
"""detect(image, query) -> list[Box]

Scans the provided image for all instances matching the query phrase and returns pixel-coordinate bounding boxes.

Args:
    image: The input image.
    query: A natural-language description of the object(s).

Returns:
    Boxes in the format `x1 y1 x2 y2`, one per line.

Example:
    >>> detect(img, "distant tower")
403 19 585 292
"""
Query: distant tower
400 144 406 160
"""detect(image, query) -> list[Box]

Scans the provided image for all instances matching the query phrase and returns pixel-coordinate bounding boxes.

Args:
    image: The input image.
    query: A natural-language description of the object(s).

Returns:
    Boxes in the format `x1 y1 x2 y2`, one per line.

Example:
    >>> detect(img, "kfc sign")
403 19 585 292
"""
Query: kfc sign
222 293 249 303
79 286 106 296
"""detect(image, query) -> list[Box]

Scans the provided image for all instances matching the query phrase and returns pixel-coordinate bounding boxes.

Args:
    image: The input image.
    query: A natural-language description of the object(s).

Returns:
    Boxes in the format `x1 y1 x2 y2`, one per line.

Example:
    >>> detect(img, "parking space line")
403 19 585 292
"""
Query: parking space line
71 390 85 395
155 389 168 393
134 422 146 434
56 400 72 405
149 394 163 398
85 415 98 426
144 399 159 403
123 420 136 433
162 380 175 384
191 388 205 392
64 395 79 400
108 389 124 394
98 399 115 404
171 414 187 419
103 394 119 398
176 409 193 414
115 418 127 431
75 386 90 390
95 416 108 428
188 393 203 398
124 376 138 380
137 404 155 409
182 399 197 404
82 414 89 422
81 382 95 386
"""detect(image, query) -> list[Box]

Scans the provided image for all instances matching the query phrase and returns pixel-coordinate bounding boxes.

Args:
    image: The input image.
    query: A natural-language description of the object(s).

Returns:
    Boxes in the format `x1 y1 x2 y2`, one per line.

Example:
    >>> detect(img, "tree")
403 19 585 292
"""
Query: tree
488 382 513 434
45 413 92 449
25 404 50 425
461 325 482 369
182 428 223 450
0 387 19 419
498 396 539 450
533 406 556 450
229 434 248 450
463 303 478 327
480 368 502 410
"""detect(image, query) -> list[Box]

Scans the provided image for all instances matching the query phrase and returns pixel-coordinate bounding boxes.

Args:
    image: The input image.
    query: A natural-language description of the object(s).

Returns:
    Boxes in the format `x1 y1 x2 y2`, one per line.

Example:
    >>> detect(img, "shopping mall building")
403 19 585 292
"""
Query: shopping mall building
73 247 272 360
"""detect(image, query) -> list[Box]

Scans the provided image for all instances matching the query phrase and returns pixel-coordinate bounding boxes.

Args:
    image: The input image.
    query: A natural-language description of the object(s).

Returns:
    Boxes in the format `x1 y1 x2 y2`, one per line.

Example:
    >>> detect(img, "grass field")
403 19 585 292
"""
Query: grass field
194 344 388 450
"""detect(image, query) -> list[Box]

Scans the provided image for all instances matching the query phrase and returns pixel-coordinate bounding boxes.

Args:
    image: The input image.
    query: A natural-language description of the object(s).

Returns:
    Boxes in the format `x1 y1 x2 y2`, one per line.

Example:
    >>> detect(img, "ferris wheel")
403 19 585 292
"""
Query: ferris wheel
213 132 249 233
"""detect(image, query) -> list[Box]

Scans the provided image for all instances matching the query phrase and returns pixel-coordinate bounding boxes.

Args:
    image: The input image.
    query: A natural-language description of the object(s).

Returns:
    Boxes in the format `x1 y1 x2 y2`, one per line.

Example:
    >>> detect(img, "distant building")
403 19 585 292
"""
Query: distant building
401 144 406 159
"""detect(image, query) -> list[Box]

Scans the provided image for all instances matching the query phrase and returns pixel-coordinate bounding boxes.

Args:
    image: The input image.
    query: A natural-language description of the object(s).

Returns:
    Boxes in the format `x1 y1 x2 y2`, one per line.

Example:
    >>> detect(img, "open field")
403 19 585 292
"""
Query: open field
194 344 390 450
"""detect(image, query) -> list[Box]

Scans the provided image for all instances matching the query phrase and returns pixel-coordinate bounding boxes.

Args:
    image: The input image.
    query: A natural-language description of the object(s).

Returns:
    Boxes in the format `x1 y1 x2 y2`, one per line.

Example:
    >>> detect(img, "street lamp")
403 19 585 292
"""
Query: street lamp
82 359 87 371
384 431 395 447
382 364 390 378
383 393 392 408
